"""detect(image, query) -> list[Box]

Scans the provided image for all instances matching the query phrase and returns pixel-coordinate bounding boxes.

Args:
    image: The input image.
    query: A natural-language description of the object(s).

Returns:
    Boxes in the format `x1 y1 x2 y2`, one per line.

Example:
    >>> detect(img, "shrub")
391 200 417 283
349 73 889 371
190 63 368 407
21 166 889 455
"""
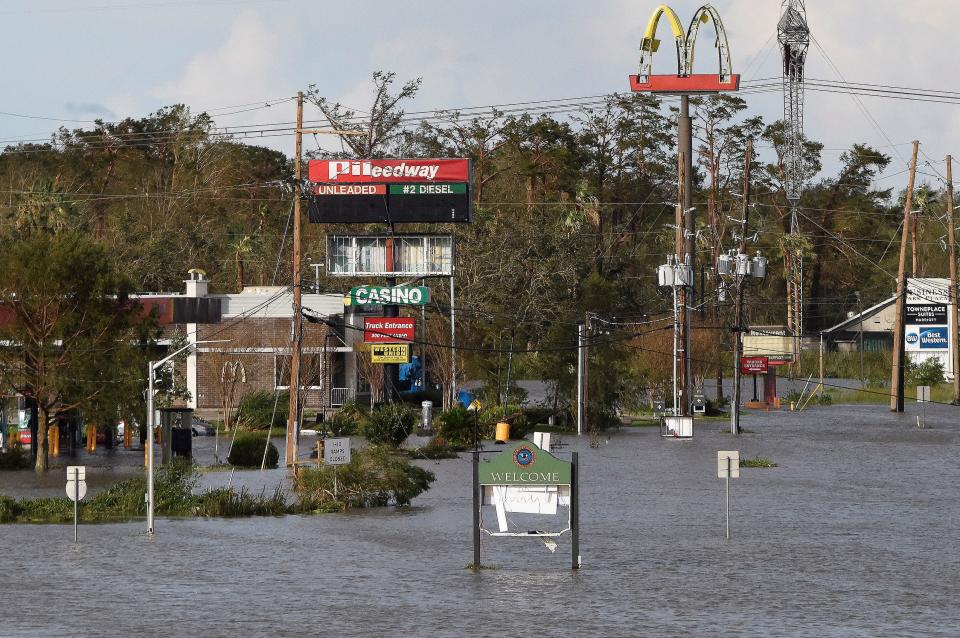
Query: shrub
906 358 945 387
0 447 31 470
322 411 360 437
362 403 416 448
294 447 435 509
196 485 287 517
235 390 289 429
435 406 475 449
228 433 279 468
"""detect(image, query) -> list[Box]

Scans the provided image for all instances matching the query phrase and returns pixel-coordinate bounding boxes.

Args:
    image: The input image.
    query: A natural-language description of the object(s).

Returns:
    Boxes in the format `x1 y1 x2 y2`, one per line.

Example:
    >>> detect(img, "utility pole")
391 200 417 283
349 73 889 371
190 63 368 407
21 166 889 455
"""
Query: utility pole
576 322 584 435
947 155 959 404
286 91 304 467
890 140 919 413
730 139 752 435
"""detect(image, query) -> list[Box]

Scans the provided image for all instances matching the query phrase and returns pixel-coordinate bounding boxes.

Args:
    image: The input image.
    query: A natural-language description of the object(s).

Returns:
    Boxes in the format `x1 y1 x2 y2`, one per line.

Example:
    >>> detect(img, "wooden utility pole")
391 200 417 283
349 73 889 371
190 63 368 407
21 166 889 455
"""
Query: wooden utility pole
947 155 959 404
286 91 304 467
890 140 919 412
730 140 752 435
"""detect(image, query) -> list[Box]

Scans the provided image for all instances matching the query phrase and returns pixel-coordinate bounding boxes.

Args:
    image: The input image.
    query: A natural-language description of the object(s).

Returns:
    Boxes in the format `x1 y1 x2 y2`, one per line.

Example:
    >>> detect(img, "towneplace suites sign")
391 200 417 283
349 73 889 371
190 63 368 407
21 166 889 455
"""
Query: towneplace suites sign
306 159 472 224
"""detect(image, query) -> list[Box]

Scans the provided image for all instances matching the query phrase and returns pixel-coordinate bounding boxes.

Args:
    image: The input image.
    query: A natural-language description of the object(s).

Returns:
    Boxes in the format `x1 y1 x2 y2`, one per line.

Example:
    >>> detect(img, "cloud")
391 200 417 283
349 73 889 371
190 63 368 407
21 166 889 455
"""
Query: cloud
64 102 116 119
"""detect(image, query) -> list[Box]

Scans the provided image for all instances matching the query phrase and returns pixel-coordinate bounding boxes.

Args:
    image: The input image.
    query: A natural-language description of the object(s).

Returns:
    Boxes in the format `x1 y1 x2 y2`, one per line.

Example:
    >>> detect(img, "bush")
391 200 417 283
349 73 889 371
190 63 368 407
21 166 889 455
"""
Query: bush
906 358 945 387
235 390 289 429
0 447 31 470
294 447 435 509
196 485 287 517
435 406 475 449
362 403 416 448
228 433 279 468
322 411 360 437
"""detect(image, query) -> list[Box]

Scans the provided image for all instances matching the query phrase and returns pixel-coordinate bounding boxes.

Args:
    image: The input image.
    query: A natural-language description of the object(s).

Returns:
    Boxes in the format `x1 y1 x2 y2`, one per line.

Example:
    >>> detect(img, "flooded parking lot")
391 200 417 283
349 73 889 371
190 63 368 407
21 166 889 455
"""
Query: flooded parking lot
2 403 959 637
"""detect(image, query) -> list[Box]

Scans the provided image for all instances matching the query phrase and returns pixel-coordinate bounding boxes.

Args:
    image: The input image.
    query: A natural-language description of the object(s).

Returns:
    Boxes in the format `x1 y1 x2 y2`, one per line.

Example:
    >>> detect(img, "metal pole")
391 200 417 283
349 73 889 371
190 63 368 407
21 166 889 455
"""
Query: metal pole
147 360 155 535
819 333 824 398
680 95 694 417
731 291 744 417
576 322 584 435
472 452 480 568
450 275 456 410
725 456 731 540
672 280 679 416
73 467 79 543
571 451 580 569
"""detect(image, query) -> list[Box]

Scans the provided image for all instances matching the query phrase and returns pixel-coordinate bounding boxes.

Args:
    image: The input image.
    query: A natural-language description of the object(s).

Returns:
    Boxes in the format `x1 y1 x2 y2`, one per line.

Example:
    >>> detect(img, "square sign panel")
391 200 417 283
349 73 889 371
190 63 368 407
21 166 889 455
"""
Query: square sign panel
307 159 472 224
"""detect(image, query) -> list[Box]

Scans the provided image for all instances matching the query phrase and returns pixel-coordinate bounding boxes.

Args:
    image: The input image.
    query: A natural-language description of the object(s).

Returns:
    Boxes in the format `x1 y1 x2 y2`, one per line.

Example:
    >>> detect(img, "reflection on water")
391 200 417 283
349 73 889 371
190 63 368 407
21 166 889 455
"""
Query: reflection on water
2 404 959 636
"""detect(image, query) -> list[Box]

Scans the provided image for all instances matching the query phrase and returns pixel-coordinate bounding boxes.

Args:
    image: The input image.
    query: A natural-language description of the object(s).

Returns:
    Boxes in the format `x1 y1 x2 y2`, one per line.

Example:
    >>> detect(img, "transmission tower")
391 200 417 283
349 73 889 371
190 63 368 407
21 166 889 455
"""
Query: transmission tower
778 0 809 339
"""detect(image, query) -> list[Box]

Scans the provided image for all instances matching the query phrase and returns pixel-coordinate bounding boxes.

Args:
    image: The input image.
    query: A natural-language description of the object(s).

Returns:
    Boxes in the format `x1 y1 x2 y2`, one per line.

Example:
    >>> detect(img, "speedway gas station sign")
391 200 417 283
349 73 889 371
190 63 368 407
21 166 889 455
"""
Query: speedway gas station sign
307 158 471 224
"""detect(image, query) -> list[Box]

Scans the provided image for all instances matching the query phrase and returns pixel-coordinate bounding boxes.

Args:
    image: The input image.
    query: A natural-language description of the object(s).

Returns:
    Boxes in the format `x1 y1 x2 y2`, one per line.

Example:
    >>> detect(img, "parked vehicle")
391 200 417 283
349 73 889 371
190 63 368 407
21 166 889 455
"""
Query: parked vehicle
191 418 215 437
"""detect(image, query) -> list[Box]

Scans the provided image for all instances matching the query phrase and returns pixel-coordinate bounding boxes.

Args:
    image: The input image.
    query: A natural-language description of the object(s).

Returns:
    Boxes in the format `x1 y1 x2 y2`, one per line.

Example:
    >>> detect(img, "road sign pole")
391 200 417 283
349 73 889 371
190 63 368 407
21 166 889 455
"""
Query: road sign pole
147 360 155 535
571 452 580 570
726 456 731 540
74 467 79 543
472 451 480 568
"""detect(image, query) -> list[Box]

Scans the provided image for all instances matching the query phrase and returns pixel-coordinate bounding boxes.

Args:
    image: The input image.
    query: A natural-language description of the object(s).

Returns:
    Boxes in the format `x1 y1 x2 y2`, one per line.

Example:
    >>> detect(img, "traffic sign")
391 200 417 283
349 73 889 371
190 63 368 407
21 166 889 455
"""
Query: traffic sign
323 438 351 465
66 466 87 502
717 451 740 478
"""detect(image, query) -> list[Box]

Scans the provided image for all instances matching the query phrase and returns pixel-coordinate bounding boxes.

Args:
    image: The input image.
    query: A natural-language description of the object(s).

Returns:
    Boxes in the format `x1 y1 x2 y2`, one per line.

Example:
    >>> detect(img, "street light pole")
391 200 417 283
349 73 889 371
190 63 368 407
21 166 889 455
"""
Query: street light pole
146 339 228 535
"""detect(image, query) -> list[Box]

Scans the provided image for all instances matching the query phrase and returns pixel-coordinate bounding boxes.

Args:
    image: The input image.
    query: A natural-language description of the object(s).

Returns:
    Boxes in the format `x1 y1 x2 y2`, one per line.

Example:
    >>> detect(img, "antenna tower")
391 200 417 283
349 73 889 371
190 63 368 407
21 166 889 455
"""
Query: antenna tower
778 0 809 339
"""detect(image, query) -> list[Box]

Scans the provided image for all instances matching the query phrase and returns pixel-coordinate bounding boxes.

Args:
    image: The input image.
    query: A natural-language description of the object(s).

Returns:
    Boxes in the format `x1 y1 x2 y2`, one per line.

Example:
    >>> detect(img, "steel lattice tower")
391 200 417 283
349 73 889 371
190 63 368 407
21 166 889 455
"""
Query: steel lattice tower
778 0 809 337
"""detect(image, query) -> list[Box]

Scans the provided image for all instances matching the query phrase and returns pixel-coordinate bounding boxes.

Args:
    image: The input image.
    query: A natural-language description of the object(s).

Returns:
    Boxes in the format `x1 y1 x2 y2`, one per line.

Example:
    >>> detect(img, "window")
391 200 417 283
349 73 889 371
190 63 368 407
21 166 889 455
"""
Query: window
274 355 325 390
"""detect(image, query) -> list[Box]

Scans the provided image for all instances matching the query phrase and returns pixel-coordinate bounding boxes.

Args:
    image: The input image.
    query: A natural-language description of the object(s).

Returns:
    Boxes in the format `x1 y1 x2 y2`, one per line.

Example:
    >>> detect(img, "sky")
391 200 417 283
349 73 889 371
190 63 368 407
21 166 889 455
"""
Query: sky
1 0 958 185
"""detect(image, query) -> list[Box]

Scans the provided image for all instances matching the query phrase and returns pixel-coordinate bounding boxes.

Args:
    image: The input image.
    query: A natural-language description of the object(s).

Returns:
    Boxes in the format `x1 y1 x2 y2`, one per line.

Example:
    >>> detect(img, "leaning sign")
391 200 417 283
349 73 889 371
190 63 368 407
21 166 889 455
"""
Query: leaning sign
473 441 580 570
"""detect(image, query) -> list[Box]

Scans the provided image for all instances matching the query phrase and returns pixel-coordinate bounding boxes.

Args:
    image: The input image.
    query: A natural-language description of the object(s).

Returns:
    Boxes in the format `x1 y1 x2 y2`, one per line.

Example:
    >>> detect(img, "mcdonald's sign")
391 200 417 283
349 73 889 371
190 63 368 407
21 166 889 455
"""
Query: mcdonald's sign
630 4 740 93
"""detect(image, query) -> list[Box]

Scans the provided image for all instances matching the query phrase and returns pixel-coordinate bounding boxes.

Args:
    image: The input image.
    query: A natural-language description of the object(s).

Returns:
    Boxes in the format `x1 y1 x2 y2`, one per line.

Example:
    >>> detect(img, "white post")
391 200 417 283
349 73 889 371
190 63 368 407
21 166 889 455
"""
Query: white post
725 456 731 540
577 322 584 435
672 278 679 416
450 275 456 410
73 467 79 543
147 360 155 535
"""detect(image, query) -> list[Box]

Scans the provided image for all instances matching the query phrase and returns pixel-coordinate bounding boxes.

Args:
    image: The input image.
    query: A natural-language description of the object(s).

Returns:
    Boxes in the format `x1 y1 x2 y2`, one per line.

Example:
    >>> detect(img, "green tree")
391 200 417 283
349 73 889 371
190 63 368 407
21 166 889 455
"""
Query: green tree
0 232 155 471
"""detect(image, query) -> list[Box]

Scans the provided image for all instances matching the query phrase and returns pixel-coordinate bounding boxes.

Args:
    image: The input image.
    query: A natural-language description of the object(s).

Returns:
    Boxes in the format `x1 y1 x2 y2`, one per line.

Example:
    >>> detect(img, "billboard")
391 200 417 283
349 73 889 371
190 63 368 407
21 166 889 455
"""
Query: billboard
371 344 412 364
327 235 453 277
363 317 415 343
905 326 949 351
347 286 430 306
307 159 471 223
742 326 795 365
740 356 769 374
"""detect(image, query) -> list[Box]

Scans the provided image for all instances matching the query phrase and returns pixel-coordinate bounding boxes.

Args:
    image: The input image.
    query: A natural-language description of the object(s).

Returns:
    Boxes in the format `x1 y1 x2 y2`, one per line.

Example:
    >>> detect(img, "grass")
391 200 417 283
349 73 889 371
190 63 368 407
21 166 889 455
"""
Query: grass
740 456 777 468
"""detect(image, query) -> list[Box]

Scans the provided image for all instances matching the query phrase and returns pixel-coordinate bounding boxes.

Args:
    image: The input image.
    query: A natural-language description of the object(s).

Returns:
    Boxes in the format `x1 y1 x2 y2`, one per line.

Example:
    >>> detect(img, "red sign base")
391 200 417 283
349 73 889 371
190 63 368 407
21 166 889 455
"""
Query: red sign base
629 74 740 93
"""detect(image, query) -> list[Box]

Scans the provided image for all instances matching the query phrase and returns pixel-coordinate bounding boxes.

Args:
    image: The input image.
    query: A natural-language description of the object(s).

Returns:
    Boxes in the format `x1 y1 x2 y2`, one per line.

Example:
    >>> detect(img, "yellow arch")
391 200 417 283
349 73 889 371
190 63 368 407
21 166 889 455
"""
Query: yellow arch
639 5 687 78
641 4 685 52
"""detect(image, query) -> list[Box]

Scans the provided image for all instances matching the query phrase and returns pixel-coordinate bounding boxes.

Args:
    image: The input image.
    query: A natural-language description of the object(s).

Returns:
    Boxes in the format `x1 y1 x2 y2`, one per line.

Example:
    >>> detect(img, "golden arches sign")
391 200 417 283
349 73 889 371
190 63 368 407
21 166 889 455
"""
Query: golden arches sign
632 3 738 93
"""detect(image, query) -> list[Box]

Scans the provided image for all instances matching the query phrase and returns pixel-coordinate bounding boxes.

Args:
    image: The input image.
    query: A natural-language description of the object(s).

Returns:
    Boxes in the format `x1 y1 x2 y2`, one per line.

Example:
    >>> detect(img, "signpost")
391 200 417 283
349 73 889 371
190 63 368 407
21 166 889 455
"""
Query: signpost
917 385 930 428
66 466 86 542
717 451 739 539
371 344 411 364
323 437 351 499
475 441 579 569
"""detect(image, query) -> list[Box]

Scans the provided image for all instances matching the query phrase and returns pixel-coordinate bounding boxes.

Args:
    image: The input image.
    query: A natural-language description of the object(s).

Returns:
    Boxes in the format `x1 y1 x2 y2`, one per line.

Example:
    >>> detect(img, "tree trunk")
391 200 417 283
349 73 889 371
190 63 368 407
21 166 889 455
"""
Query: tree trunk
35 404 49 473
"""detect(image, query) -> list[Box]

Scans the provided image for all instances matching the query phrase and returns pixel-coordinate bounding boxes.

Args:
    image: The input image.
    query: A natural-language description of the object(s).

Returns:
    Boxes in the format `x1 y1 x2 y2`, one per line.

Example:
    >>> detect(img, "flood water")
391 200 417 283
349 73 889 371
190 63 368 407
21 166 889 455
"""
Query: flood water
2 402 959 637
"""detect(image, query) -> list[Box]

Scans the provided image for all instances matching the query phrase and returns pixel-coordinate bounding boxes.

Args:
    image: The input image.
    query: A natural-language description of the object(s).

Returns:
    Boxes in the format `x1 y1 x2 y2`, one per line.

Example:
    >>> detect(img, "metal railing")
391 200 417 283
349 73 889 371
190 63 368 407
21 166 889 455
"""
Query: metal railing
330 387 354 407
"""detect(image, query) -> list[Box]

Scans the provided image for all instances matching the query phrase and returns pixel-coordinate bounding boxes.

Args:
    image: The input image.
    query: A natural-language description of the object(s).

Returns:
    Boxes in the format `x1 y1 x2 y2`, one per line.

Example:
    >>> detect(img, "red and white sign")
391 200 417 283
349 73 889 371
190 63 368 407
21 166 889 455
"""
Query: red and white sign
314 184 386 196
309 159 470 184
740 356 769 375
363 317 415 343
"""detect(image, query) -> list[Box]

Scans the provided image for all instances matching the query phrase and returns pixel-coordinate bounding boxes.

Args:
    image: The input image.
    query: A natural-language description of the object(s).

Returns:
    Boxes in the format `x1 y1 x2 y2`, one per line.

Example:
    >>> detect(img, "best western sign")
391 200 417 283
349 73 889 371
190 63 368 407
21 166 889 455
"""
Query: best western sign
308 159 470 183
348 286 429 306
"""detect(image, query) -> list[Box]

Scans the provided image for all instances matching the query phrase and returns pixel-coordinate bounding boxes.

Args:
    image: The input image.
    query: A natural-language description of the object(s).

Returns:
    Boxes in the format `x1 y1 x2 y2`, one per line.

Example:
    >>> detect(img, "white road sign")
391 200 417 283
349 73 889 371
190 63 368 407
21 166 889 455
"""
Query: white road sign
66 466 87 501
917 386 931 403
717 451 740 478
323 438 352 465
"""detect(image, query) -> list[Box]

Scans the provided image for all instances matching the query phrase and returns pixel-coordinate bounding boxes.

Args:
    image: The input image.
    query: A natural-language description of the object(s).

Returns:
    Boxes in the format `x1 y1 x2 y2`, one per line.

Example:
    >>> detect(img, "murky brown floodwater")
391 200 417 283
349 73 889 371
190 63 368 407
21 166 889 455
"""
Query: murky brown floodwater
2 402 959 637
